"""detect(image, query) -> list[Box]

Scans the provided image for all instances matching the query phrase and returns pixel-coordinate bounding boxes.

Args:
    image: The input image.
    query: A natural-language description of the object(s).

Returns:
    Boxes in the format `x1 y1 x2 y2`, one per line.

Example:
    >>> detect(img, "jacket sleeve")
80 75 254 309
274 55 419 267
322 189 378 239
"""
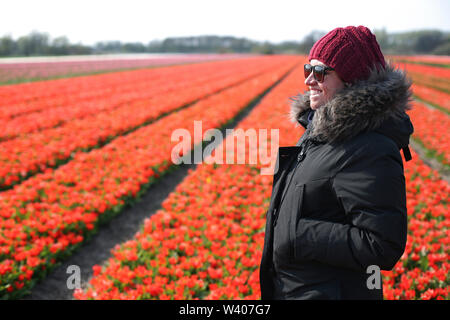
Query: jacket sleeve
294 140 408 272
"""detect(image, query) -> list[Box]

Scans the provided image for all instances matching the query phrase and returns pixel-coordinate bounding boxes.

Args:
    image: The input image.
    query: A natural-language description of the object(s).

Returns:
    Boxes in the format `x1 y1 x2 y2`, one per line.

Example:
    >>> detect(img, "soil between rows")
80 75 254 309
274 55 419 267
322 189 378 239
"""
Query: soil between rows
23 161 197 300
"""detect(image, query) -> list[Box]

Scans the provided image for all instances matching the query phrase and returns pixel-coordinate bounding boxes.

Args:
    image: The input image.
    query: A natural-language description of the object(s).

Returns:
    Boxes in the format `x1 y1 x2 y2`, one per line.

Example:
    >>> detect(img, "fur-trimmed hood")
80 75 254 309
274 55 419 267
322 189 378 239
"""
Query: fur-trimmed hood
289 63 414 159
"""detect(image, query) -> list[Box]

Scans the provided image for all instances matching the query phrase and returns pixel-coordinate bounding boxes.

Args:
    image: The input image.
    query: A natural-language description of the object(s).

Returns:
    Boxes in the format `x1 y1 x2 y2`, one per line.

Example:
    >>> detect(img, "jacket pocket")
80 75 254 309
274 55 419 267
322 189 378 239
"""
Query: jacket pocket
289 184 304 263
300 178 335 216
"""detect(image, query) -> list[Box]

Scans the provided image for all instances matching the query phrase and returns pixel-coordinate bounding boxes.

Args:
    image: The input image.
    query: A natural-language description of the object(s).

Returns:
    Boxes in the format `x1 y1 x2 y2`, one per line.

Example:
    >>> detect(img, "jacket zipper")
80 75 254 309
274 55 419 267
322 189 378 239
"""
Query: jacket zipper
272 139 311 228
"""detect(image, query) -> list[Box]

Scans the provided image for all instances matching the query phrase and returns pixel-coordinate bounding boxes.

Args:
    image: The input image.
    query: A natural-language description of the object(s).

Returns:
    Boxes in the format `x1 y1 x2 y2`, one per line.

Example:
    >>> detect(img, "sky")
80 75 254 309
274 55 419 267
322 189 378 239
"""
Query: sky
2 0 450 45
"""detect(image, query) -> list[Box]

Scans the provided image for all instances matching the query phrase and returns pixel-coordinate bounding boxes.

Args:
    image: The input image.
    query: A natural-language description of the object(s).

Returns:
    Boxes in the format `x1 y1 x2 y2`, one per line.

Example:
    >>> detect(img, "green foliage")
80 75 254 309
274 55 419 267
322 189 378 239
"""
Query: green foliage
432 38 450 55
297 30 327 54
1 29 449 57
374 28 450 55
0 31 92 57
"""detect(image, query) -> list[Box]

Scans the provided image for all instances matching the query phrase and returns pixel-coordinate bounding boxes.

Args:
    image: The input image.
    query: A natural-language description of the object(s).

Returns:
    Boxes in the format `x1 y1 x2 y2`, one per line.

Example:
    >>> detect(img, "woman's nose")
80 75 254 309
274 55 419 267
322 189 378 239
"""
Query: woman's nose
305 72 317 86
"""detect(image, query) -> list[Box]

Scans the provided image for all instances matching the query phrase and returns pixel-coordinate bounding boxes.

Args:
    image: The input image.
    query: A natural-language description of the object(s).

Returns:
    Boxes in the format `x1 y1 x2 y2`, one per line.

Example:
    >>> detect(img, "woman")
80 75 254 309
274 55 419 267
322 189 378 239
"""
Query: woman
259 26 414 300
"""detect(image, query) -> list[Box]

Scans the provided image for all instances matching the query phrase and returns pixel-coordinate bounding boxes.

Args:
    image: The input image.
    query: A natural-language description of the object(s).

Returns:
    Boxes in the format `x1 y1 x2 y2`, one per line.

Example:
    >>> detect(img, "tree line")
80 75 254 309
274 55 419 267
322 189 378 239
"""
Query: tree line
0 29 449 57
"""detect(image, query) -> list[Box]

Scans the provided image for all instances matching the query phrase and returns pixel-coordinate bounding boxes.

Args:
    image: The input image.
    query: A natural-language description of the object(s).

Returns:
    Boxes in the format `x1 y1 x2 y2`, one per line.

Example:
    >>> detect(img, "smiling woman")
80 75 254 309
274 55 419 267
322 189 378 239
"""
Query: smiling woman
260 25 415 300
304 60 345 110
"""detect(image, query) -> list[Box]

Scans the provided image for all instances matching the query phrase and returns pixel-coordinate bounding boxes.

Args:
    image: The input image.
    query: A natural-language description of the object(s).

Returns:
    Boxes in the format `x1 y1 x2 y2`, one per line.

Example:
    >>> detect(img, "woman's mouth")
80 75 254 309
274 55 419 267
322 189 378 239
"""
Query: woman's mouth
310 89 322 97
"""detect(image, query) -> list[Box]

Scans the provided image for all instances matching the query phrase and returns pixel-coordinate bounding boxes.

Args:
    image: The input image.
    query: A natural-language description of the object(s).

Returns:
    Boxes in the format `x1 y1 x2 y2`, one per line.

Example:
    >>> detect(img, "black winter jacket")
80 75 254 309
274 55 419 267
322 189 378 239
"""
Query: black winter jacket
260 64 414 300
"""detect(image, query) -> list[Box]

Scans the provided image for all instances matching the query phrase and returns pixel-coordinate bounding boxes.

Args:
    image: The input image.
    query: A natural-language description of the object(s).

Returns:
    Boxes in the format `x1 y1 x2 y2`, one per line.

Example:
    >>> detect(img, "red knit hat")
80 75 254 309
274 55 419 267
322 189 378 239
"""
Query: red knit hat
309 26 386 83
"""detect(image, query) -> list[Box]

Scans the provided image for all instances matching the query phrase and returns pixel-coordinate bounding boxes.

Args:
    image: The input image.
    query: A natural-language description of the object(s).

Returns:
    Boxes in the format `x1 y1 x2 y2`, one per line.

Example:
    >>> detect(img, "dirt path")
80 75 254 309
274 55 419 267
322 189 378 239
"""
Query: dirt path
410 99 450 183
23 161 197 300
410 139 450 183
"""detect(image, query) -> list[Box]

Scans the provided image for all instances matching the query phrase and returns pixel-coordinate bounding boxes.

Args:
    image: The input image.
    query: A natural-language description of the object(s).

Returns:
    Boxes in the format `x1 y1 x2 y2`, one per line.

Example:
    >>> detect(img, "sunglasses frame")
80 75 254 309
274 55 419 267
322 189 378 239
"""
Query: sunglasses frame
304 64 334 83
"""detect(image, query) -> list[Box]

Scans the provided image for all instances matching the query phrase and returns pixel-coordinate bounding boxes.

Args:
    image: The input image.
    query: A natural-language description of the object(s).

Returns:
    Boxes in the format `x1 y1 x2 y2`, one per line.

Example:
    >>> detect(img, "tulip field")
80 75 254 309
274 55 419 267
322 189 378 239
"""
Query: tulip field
0 54 448 300
0 53 245 85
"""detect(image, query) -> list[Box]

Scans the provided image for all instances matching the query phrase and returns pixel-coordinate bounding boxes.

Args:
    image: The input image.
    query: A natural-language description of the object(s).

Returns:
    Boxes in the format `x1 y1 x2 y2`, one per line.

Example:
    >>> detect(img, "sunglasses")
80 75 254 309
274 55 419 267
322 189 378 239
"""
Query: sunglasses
304 64 334 83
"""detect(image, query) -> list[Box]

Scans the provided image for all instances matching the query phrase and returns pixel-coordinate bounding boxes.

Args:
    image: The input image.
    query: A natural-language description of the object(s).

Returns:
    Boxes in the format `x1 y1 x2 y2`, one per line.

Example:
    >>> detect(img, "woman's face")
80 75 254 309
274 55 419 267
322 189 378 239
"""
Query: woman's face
305 59 345 110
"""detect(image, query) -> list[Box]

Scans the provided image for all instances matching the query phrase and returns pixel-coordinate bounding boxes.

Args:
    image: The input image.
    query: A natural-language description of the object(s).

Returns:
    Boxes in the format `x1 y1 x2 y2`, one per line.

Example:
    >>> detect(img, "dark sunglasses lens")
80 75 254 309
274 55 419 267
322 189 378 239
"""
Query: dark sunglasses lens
314 66 325 82
304 64 312 78
304 64 327 82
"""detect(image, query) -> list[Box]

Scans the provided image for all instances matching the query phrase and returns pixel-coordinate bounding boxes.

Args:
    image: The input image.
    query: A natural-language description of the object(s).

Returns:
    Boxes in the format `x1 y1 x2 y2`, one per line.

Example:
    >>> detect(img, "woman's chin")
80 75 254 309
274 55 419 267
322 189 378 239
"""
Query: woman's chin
310 103 322 110
310 97 325 110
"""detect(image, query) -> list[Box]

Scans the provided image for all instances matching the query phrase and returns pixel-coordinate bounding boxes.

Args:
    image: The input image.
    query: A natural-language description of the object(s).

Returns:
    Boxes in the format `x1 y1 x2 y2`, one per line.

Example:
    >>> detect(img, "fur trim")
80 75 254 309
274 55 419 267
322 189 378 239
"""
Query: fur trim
289 63 413 144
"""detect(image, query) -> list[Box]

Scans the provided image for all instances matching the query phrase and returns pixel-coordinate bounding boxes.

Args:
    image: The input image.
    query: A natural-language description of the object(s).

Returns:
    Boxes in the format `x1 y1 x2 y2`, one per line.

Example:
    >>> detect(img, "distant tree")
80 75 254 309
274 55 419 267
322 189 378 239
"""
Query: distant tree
147 39 163 52
68 43 92 55
16 31 50 56
122 42 147 53
0 35 16 56
255 41 275 55
49 36 70 55
374 28 390 51
275 41 301 54
0 29 449 57
376 29 450 55
414 30 445 53
432 35 450 55
298 30 326 54
94 41 123 53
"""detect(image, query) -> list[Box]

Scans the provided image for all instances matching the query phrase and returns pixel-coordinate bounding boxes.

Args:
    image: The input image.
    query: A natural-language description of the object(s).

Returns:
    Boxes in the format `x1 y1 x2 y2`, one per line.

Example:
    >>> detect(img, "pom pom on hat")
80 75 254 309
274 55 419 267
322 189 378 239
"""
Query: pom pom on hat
308 26 386 83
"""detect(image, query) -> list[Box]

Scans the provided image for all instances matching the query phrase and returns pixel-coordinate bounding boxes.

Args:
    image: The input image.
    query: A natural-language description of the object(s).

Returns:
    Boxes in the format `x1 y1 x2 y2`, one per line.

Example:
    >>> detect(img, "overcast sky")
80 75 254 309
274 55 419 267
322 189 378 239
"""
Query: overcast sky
2 0 450 45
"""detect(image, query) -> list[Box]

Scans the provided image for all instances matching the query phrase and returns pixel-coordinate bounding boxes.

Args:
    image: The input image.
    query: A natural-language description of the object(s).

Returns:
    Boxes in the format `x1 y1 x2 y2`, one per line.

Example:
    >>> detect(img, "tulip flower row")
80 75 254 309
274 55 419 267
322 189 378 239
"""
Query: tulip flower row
396 61 450 80
398 62 450 94
0 54 244 85
74 63 448 300
409 101 450 167
0 57 300 299
412 83 450 114
390 55 450 68
0 57 266 121
0 61 187 106
0 56 293 190
0 57 284 140
0 59 214 115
